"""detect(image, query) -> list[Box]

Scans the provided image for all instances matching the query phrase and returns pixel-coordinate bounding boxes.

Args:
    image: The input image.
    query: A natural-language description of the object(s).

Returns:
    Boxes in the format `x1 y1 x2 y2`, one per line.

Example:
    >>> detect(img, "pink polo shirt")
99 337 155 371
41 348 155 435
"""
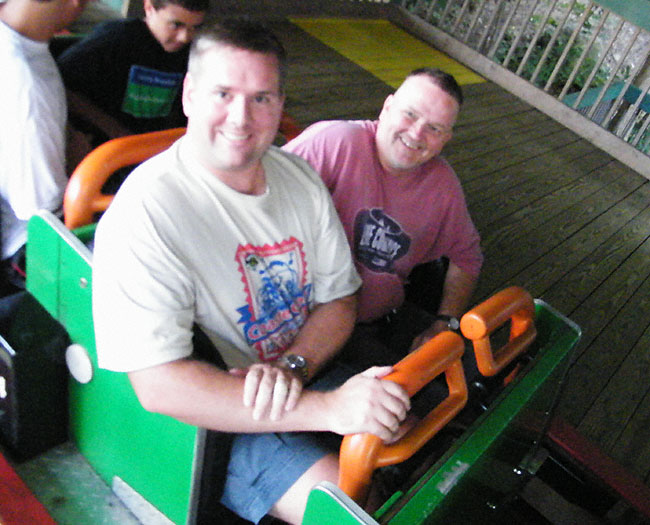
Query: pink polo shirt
285 120 482 322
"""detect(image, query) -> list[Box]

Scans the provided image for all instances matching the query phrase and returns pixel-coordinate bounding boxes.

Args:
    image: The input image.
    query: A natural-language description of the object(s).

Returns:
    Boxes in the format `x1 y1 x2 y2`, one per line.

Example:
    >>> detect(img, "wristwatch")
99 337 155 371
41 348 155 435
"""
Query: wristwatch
280 353 309 382
434 314 460 331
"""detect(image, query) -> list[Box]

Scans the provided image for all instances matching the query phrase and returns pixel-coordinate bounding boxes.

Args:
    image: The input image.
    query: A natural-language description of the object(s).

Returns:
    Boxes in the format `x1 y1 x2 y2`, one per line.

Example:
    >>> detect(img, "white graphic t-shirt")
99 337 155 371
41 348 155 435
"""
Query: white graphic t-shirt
93 139 361 371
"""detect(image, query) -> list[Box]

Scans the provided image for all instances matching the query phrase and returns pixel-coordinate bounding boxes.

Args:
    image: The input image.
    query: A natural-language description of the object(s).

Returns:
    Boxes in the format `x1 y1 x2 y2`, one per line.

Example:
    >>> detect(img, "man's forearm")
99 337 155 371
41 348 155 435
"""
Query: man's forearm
217 293 357 423
283 293 357 380
128 359 331 433
410 262 478 349
436 262 477 318
127 356 409 441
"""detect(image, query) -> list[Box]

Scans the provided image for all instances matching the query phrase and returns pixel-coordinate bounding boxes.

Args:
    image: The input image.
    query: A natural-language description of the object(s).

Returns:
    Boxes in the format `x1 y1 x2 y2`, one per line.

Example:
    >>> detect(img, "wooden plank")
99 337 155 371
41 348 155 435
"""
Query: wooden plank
554 234 650 425
477 160 631 259
458 129 582 187
274 20 393 125
610 387 650 483
460 80 510 100
578 323 650 455
290 18 484 88
454 97 537 130
213 0 396 20
457 84 532 116
467 141 610 227
449 115 564 173
287 83 391 108
476 170 649 301
538 183 650 314
547 418 650 519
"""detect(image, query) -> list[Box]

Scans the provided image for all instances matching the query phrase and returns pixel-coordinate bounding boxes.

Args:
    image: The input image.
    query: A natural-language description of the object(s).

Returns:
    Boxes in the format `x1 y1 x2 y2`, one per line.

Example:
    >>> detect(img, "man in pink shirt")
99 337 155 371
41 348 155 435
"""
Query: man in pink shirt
284 68 482 368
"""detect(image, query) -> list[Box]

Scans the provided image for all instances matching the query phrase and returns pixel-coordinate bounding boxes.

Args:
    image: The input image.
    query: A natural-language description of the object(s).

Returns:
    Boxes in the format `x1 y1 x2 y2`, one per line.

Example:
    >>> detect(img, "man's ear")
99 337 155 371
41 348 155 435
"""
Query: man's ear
143 0 155 17
378 93 393 120
181 72 194 118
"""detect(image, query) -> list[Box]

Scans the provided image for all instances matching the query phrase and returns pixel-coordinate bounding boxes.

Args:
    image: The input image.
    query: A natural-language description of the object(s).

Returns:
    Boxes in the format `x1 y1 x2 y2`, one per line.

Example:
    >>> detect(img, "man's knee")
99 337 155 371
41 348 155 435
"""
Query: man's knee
269 453 339 524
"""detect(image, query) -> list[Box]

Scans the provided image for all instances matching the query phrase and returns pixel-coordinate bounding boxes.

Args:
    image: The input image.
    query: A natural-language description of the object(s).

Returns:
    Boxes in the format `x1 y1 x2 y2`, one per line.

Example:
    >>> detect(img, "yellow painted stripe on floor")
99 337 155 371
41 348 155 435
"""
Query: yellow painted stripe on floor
290 18 484 87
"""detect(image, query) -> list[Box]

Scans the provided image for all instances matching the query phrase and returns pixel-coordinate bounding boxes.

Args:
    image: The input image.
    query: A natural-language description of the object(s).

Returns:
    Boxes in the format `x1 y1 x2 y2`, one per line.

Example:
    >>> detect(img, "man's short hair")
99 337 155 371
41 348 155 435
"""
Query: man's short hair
407 67 464 106
188 19 288 92
151 0 210 12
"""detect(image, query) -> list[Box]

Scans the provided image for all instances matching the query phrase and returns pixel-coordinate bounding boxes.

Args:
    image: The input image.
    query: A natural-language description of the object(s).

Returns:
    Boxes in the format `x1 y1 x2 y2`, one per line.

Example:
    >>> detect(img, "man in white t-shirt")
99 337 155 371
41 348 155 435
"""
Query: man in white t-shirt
92 21 411 524
0 0 89 294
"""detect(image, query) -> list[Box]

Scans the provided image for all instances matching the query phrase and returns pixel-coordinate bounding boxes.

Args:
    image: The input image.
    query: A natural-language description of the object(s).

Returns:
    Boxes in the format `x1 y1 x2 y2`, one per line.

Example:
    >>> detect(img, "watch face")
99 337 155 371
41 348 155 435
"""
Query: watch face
437 315 460 331
282 354 308 381
287 354 306 368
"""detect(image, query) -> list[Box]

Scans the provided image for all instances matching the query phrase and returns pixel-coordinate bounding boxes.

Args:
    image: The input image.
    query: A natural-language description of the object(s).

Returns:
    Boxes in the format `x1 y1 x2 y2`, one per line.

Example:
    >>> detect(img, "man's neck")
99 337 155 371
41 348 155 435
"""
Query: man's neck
181 139 268 196
215 164 267 196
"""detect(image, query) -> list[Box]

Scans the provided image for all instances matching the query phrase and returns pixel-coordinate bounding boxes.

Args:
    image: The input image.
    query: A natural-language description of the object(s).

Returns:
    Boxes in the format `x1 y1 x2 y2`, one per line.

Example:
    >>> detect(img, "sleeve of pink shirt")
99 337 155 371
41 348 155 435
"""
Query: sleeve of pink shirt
283 120 357 190
428 158 483 277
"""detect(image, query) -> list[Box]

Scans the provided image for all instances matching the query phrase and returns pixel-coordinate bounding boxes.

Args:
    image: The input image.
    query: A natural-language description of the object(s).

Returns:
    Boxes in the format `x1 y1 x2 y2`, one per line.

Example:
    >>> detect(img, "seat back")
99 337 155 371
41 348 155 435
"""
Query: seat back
26 211 201 524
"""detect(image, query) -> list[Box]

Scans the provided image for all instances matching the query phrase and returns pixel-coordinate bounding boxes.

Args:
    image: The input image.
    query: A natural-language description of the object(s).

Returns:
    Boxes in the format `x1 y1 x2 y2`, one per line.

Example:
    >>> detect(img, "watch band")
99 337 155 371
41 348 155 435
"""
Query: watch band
434 314 460 331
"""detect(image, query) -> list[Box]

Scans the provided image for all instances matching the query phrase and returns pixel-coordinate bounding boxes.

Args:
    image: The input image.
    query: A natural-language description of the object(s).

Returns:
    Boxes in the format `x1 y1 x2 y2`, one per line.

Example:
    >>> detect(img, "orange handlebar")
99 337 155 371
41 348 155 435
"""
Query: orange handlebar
460 286 536 376
338 331 467 503
64 128 186 230
63 112 303 230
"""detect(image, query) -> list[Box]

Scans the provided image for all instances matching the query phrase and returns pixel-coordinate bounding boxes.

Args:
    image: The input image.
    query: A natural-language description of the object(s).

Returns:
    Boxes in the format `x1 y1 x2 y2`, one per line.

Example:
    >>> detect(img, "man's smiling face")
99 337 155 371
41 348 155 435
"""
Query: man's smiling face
375 74 459 175
182 44 284 182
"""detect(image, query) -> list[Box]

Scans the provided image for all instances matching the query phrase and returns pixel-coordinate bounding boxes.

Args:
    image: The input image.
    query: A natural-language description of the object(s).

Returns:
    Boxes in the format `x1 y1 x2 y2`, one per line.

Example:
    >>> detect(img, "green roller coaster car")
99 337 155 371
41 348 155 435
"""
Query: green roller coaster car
25 207 581 524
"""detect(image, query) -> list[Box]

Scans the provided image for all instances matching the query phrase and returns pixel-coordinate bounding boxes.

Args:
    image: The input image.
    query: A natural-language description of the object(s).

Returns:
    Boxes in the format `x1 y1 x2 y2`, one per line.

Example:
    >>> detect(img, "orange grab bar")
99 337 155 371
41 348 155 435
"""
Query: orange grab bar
64 127 186 230
279 112 301 142
64 112 302 230
338 331 467 503
459 286 536 377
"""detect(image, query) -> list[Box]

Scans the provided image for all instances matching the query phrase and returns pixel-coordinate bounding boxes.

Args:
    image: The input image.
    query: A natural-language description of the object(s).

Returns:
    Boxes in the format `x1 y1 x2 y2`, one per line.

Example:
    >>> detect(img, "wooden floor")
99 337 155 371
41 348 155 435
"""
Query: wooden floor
271 19 650 488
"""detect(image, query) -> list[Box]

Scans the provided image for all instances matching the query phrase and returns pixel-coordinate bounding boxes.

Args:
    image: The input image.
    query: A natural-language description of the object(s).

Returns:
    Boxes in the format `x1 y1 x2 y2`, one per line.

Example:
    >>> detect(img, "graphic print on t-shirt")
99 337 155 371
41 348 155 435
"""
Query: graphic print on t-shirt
235 238 311 361
121 65 183 119
354 208 410 273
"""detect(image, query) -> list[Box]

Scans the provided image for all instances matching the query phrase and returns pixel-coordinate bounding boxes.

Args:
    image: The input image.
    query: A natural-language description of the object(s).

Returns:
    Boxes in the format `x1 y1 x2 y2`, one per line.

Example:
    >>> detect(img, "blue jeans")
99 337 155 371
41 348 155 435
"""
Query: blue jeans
219 363 355 523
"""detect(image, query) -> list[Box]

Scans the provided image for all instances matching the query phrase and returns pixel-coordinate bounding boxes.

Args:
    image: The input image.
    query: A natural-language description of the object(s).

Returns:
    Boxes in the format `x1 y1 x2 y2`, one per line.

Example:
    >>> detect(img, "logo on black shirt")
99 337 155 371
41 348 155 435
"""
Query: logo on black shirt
354 209 410 273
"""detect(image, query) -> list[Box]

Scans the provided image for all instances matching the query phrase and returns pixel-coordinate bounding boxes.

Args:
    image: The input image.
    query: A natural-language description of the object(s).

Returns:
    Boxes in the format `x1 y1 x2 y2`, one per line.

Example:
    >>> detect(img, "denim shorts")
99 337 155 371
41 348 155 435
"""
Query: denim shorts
219 363 355 523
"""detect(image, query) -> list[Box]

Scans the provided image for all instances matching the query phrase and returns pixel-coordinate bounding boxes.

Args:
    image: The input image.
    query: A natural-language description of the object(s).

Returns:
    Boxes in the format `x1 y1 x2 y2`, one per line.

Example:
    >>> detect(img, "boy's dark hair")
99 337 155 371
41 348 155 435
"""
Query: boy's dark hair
407 67 464 106
151 0 210 12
